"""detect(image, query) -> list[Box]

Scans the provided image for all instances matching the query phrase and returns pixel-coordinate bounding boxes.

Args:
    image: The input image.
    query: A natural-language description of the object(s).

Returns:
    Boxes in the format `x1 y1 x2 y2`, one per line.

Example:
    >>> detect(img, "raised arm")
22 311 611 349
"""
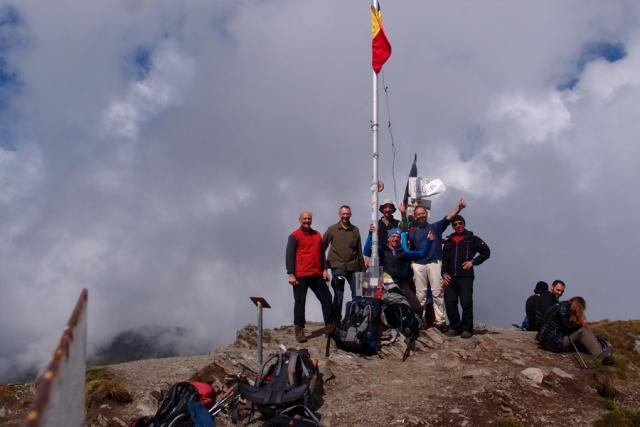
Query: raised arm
445 198 466 220
363 228 373 258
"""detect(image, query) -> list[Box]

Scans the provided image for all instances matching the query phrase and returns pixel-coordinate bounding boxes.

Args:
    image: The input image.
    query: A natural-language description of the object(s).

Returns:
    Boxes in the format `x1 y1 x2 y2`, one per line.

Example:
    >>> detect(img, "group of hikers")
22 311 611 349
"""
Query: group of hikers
285 197 490 343
284 197 615 364
524 280 615 363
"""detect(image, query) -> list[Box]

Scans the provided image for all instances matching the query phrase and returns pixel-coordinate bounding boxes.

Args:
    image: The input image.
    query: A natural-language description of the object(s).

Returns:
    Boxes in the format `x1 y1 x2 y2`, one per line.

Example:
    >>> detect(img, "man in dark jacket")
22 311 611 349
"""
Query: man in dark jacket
441 215 490 338
537 279 565 317
525 281 549 331
286 211 340 343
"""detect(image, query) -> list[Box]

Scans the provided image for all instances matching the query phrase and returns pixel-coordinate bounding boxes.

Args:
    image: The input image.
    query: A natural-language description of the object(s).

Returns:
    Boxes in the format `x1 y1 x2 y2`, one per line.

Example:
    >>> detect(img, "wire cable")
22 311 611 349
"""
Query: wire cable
380 71 399 206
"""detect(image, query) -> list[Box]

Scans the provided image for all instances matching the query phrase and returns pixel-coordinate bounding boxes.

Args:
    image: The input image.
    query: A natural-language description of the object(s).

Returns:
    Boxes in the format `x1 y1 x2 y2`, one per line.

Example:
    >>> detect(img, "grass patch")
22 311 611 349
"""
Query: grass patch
593 399 640 426
85 366 131 408
590 357 618 398
0 383 30 406
493 418 523 427
591 320 640 384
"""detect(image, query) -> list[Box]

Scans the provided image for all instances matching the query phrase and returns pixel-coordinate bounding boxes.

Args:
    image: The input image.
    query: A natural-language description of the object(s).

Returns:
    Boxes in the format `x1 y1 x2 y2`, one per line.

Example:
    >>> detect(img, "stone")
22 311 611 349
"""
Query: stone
461 369 491 379
520 367 545 384
551 367 574 379
424 328 445 345
502 353 527 366
136 394 159 417
112 417 128 427
320 362 335 382
477 336 499 352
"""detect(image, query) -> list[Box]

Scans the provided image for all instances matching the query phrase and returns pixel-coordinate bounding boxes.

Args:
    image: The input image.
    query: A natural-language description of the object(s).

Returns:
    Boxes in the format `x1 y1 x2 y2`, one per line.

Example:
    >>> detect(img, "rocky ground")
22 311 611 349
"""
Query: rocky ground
2 322 640 426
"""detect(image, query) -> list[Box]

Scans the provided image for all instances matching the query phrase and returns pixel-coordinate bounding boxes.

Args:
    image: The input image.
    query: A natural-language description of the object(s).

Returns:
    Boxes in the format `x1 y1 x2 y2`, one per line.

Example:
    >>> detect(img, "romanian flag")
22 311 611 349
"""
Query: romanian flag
371 2 391 73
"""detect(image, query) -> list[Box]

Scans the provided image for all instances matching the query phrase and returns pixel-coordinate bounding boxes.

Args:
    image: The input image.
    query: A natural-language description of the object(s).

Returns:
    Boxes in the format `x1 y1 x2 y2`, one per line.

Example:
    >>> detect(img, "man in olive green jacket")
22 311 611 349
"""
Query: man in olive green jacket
323 205 365 320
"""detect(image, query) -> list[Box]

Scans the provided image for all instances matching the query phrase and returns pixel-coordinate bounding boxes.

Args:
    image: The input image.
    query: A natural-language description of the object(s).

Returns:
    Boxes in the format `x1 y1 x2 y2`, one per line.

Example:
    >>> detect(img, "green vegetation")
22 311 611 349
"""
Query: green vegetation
593 398 640 427
85 366 131 408
591 319 640 383
493 418 524 427
589 321 640 426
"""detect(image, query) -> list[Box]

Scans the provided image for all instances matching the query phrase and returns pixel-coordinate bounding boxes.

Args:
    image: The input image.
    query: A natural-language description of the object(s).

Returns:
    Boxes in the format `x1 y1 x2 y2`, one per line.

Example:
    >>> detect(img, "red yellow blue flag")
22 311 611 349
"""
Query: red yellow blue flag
371 2 392 73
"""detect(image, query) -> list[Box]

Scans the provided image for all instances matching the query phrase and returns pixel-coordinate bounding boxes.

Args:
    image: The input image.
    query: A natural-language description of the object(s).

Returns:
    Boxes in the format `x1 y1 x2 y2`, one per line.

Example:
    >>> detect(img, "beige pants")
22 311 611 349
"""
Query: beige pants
413 261 445 325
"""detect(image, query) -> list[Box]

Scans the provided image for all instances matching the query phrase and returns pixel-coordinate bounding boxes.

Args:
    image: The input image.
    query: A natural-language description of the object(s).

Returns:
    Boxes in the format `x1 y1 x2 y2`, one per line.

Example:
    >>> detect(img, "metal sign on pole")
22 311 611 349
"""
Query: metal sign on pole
249 297 271 366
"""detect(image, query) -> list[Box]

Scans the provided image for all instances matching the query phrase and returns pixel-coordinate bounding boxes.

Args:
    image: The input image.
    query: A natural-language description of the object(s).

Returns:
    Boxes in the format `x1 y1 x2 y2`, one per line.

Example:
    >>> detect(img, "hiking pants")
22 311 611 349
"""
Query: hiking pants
413 261 445 324
444 276 474 334
330 268 357 321
292 275 338 328
562 324 603 357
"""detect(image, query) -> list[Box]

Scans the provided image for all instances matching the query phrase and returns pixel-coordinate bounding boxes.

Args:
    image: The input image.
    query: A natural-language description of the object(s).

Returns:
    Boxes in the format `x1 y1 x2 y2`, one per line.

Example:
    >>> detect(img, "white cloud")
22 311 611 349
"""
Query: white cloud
3 0 640 382
101 39 195 139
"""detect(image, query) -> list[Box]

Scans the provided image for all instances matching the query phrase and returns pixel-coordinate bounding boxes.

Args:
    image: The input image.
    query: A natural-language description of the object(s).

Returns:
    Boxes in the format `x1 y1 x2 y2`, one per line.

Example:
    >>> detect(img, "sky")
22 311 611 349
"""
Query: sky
1 0 640 381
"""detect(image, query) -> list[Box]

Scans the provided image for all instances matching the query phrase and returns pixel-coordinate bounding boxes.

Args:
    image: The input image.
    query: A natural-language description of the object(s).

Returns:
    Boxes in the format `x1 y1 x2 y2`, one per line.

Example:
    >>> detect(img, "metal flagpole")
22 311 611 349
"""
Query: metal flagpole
370 0 380 269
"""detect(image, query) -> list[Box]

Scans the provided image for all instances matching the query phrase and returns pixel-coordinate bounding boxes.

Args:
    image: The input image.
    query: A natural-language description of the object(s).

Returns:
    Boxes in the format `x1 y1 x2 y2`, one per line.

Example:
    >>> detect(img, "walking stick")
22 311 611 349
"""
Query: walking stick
569 336 588 369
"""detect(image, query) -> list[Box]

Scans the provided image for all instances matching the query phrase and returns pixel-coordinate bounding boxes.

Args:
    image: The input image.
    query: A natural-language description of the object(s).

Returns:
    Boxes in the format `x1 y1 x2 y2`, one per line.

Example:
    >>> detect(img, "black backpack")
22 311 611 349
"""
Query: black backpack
261 405 324 427
380 283 423 361
327 296 381 356
233 349 317 424
131 382 203 427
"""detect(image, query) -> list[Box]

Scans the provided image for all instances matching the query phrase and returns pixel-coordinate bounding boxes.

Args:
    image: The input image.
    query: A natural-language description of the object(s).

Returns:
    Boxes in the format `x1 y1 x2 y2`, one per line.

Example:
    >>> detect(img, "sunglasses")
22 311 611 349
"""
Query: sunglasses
452 221 464 226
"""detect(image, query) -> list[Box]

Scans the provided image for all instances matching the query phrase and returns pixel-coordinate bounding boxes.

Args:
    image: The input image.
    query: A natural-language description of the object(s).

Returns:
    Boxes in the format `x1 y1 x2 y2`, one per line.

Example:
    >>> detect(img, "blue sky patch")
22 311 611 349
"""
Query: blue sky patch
460 126 485 162
123 45 154 81
558 41 627 91
0 4 24 128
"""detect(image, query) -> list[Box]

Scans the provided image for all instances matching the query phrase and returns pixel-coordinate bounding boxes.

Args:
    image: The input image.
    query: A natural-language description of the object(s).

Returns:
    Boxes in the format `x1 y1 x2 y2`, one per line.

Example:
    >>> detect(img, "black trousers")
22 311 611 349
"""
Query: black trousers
292 276 338 328
444 276 474 333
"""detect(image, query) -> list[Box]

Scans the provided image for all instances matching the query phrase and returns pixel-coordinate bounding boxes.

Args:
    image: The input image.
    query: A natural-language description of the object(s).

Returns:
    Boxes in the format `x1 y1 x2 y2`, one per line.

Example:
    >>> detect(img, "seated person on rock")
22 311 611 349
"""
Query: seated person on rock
539 279 565 308
536 296 614 363
524 281 548 331
363 225 433 315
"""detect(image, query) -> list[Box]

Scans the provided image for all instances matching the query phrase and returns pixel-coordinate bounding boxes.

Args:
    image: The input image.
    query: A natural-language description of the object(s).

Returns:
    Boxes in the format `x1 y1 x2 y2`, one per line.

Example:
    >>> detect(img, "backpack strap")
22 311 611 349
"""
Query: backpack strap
287 350 299 387
232 383 240 424
258 352 282 382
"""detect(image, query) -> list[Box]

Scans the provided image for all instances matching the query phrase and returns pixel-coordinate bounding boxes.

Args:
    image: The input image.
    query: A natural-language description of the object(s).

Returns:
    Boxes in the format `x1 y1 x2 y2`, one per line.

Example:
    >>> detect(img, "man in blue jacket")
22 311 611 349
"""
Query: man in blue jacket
441 215 490 338
409 199 466 330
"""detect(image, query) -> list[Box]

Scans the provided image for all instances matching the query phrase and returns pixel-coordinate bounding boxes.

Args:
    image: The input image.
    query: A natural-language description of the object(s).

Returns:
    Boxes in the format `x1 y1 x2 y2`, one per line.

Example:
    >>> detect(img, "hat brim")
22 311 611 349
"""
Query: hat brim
379 204 397 214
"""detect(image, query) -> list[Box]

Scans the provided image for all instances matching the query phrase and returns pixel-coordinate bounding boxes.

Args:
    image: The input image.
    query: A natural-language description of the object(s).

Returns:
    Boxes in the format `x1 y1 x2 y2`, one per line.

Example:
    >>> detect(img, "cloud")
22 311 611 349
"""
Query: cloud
2 0 640 381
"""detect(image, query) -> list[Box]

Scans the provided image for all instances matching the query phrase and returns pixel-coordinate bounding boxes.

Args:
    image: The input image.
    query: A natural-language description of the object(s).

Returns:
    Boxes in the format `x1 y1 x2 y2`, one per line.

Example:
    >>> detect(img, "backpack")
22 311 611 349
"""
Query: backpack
232 349 317 424
380 283 423 361
261 405 325 427
130 382 216 427
326 296 381 357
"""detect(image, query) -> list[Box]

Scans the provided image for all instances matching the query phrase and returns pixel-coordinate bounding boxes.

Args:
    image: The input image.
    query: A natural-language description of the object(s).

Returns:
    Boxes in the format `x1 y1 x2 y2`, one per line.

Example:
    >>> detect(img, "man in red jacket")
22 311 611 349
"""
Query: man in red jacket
286 211 339 343
441 215 490 338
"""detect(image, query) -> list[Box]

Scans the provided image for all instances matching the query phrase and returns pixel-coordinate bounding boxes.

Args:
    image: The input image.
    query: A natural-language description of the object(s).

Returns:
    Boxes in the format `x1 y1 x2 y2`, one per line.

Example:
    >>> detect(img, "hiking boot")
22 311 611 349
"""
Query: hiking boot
295 325 308 343
324 322 337 336
445 329 462 337
437 324 450 333
598 346 615 365
461 331 473 339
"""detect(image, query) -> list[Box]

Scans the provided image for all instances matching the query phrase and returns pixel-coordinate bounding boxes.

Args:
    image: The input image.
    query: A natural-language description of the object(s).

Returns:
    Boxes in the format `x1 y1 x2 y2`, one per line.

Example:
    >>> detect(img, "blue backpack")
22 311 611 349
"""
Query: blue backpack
328 296 381 356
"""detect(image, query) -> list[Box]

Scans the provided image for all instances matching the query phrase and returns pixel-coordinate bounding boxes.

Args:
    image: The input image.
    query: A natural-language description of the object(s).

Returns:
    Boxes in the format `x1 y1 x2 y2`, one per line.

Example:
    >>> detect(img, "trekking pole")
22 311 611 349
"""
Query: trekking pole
569 337 588 369
209 389 235 416
250 297 271 365
210 396 237 417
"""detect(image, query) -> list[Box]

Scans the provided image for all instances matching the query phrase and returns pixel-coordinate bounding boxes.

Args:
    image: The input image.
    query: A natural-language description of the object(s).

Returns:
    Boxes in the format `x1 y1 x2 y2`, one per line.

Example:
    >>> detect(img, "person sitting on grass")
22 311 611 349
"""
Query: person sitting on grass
536 296 614 363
